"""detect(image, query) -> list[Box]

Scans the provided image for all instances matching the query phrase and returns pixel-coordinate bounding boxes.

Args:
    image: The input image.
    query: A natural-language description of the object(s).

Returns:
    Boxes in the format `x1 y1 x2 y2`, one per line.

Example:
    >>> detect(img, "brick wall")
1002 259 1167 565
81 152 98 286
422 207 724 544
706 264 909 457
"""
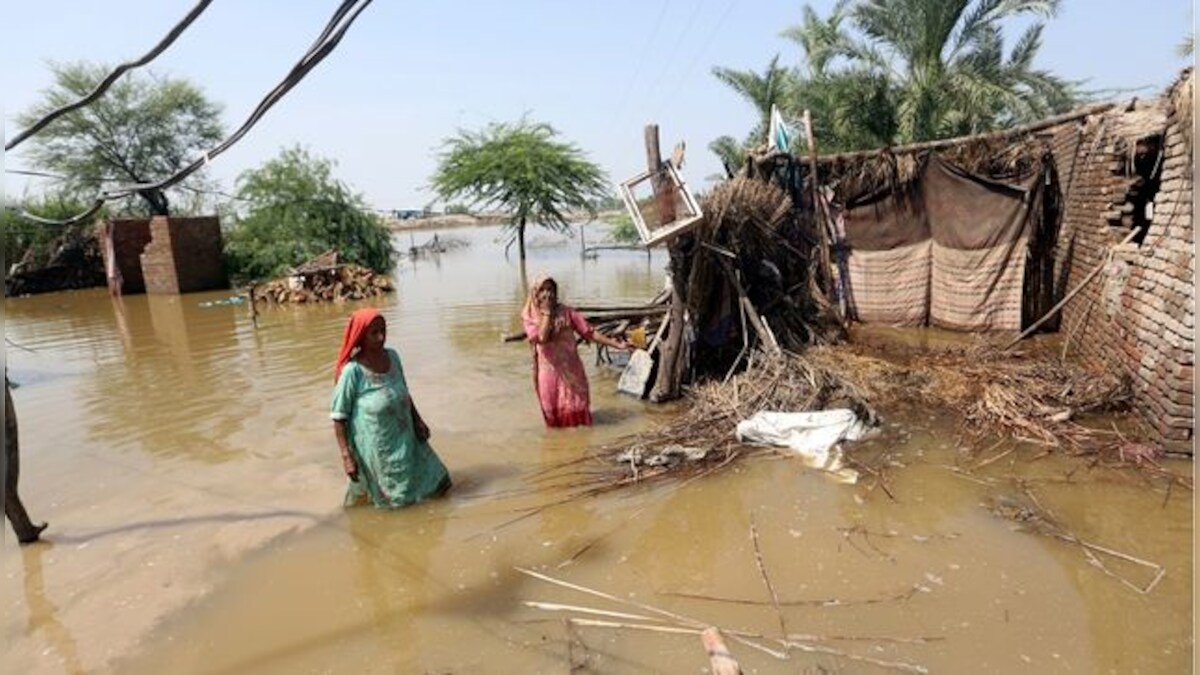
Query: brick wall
98 218 153 293
1051 70 1194 450
138 216 228 294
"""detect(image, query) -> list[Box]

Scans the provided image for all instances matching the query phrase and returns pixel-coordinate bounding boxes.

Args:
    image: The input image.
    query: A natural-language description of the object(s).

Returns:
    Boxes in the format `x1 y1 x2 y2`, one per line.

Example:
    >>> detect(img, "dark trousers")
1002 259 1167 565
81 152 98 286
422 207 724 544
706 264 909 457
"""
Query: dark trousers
5 381 41 542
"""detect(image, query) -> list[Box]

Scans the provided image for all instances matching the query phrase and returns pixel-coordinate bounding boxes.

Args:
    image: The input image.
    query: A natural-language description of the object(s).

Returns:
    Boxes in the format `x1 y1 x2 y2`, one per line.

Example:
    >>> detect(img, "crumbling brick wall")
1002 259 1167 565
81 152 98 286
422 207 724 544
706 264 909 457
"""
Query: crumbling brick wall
139 216 228 294
100 217 153 293
1050 70 1194 450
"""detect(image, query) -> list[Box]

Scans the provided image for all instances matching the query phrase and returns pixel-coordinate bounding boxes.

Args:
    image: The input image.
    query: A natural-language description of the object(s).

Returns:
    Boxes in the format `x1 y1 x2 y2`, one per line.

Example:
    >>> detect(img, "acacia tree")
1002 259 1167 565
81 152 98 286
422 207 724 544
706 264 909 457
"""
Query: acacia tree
430 118 609 261
15 61 224 216
223 146 395 283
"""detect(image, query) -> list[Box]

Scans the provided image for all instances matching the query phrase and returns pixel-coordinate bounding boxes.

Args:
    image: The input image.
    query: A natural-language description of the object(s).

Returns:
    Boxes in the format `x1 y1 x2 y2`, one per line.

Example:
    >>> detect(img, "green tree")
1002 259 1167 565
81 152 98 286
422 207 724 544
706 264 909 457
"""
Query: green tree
223 146 396 283
707 56 800 172
850 0 1076 141
707 135 747 177
711 55 794 141
430 118 609 260
776 0 897 151
4 193 106 273
713 0 1078 158
14 61 224 216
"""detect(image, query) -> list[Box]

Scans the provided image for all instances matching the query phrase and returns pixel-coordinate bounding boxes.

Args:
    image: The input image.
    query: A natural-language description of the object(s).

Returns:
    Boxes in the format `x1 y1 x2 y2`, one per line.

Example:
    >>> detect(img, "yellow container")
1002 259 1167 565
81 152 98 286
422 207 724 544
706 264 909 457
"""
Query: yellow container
628 326 648 350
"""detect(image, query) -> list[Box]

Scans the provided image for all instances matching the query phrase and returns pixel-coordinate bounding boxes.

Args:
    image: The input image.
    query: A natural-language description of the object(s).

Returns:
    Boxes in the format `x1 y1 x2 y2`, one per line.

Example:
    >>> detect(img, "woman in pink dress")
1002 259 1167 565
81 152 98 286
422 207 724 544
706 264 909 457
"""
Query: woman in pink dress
522 276 630 427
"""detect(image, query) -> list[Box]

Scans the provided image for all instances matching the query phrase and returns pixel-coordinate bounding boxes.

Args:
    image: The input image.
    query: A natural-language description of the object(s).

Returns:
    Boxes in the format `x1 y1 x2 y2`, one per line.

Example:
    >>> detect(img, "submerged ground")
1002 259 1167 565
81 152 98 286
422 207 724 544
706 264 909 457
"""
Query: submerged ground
2 224 1192 673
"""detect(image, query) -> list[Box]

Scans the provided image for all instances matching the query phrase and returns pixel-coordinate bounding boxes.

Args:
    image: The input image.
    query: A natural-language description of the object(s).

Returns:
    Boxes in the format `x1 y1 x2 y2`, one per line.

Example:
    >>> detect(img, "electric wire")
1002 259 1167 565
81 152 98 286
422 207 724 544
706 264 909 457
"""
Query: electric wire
14 0 376 227
5 0 215 152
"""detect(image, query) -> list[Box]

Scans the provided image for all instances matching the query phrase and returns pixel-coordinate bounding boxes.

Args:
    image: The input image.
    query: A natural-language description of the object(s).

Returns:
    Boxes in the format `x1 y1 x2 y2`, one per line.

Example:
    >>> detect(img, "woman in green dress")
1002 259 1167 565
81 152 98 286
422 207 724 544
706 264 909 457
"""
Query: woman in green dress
331 308 450 508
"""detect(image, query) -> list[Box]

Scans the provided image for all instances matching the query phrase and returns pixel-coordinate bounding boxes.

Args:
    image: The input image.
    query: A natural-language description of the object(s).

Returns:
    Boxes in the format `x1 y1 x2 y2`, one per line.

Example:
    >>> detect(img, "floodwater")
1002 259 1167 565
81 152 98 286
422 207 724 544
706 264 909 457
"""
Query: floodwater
3 224 1193 674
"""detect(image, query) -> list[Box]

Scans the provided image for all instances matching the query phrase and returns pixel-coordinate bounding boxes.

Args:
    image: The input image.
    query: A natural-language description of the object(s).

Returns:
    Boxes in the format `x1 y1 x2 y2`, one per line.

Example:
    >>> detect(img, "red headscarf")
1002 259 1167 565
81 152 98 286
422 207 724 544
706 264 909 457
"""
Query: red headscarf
334 308 383 383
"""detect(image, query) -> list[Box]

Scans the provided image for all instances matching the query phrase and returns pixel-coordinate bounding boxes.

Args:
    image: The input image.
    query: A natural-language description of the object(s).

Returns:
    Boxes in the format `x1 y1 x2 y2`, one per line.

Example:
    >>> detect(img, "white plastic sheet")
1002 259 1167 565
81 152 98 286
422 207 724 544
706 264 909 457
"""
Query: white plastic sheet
735 409 870 484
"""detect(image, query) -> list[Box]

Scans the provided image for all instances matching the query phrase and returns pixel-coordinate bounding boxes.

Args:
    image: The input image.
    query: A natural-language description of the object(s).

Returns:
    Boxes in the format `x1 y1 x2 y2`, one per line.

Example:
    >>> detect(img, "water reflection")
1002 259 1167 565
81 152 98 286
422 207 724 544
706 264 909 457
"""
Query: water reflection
78 292 243 461
346 507 446 658
6 223 1190 674
20 544 84 675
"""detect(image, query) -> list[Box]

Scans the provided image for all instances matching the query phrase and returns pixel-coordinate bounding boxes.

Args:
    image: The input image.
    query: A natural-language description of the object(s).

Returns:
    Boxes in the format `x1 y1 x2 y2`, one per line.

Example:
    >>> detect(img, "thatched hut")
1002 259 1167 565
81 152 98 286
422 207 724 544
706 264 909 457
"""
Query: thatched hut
637 68 1192 454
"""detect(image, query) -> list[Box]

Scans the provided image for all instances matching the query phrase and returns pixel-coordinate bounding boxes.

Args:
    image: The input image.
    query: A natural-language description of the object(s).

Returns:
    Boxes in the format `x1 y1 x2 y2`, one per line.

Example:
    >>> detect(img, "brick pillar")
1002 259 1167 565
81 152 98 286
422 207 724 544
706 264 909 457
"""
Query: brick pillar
139 216 228 294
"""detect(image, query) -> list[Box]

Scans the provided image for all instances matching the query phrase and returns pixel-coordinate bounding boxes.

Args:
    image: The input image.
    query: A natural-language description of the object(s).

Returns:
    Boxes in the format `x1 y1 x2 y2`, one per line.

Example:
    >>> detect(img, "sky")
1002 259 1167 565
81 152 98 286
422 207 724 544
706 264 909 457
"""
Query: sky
3 0 1194 213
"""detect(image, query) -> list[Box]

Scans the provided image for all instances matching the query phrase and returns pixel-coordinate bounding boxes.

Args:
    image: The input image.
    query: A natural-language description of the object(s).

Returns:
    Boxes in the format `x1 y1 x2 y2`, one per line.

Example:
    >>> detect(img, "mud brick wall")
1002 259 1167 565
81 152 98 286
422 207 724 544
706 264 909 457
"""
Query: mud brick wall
1049 71 1194 450
99 218 153 293
139 216 228 294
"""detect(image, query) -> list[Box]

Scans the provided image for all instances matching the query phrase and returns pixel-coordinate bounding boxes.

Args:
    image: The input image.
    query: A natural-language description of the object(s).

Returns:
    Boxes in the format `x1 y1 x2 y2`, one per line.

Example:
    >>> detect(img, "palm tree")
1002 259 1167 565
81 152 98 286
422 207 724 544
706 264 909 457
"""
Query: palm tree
777 2 897 152
780 0 855 78
708 135 746 178
711 55 795 144
851 0 1077 141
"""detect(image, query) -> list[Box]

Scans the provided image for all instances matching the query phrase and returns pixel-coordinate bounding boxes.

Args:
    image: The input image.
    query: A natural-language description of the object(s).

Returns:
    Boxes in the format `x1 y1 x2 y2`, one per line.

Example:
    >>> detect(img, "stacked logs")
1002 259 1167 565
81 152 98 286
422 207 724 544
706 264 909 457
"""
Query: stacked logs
252 264 394 304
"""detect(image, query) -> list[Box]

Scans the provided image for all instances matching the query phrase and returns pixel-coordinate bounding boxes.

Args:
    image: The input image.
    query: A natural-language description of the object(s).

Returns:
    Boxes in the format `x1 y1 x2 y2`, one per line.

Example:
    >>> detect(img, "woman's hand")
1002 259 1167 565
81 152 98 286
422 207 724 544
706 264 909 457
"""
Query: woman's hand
603 335 633 351
411 402 431 441
342 453 359 482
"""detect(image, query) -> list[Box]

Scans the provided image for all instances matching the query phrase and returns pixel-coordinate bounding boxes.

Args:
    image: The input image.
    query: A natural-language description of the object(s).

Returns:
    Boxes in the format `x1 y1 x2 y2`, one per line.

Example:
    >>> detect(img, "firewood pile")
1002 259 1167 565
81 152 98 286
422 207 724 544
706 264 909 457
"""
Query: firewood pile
252 261 393 304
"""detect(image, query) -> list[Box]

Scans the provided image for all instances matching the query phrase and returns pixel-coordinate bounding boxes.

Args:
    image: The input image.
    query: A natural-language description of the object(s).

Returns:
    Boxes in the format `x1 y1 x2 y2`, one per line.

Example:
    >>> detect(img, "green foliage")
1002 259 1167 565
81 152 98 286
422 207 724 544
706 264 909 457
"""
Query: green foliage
711 0 1079 161
712 55 793 139
430 117 609 259
15 61 224 216
850 0 1076 141
4 193 107 270
223 146 396 283
605 210 641 244
443 202 472 215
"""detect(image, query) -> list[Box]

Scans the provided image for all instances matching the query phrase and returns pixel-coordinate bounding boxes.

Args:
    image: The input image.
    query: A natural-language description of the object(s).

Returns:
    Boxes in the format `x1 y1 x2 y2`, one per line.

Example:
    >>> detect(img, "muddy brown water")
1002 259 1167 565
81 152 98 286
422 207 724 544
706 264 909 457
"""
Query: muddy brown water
3 224 1192 674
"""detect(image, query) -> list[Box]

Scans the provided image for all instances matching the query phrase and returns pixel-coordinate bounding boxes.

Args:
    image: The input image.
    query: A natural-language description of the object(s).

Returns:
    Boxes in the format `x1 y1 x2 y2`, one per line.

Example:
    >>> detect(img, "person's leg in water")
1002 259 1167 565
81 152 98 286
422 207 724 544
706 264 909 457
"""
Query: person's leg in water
5 381 48 544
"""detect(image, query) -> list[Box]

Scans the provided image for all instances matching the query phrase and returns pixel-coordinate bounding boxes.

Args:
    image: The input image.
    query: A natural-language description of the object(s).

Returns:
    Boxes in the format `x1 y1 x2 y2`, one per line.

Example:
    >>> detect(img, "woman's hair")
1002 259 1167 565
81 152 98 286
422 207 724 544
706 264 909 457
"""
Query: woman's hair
522 274 558 322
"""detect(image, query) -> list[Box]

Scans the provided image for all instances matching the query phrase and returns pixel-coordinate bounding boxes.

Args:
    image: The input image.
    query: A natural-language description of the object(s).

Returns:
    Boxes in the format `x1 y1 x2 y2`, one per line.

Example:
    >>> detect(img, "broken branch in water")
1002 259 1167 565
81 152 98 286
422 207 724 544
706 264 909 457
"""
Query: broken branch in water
517 566 788 660
749 516 788 641
661 584 920 607
986 491 1166 594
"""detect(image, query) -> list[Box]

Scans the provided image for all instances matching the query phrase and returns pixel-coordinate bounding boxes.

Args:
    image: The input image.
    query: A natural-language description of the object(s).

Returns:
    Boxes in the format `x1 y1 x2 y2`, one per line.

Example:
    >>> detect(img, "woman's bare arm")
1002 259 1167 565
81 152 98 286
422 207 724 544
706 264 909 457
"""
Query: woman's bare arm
333 419 358 481
589 330 630 350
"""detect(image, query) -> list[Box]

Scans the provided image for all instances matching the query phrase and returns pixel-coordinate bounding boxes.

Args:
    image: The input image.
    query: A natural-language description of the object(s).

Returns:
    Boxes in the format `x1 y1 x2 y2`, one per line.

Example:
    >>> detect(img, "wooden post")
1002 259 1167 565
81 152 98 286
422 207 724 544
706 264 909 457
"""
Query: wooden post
803 109 834 298
650 271 685 402
248 283 259 329
644 124 676 226
645 123 685 402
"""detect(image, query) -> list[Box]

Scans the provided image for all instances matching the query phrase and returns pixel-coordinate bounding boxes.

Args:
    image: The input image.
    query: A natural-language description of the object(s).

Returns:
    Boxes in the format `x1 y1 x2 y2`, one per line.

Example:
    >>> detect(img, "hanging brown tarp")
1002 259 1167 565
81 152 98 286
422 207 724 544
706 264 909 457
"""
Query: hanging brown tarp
842 181 930 326
841 155 1042 331
925 156 1041 331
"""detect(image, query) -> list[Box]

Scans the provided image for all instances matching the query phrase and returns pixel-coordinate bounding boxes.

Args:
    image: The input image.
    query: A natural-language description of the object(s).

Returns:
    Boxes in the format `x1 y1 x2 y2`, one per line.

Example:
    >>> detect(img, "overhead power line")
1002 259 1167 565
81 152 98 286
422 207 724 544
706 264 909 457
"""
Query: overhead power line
5 0 215 152
15 0 377 227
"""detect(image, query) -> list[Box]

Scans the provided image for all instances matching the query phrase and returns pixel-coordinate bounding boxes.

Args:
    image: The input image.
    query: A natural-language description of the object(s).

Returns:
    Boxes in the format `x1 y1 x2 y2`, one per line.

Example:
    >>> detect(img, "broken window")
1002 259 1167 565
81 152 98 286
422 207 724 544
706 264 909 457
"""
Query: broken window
618 162 703 247
1110 135 1163 246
